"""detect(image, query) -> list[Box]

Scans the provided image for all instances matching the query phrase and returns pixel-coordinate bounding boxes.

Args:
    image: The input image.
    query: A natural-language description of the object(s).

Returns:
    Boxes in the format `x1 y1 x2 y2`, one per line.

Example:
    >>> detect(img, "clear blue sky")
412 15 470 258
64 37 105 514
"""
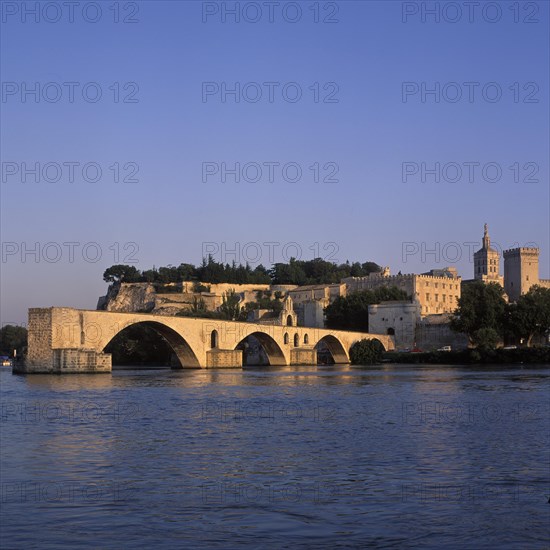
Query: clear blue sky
1 0 549 325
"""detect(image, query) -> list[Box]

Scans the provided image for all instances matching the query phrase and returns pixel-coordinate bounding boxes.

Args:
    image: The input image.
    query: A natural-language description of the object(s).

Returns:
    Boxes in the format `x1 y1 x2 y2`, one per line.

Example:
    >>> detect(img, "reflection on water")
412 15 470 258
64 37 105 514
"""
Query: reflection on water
1 364 548 549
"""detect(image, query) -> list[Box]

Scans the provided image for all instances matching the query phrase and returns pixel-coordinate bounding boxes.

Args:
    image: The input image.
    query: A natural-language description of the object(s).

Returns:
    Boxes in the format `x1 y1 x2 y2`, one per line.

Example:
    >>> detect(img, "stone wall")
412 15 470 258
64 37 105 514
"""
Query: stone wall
415 319 469 351
20 308 112 373
368 301 419 350
52 349 111 373
26 308 54 368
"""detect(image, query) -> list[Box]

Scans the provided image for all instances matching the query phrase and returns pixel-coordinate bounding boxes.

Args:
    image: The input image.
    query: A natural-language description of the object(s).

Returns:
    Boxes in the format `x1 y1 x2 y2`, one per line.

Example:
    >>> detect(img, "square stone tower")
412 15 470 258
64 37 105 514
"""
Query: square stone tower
503 247 540 302
473 223 503 286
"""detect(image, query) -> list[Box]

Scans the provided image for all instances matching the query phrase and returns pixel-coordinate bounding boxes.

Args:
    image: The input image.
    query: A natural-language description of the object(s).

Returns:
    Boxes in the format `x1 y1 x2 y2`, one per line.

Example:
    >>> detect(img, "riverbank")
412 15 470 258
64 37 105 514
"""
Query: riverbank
384 347 550 365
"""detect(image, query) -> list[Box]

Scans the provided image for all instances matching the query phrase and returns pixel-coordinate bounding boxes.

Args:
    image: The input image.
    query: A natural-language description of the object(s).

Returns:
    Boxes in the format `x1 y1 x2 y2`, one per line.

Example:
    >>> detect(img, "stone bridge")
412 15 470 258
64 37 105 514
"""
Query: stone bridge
21 307 395 373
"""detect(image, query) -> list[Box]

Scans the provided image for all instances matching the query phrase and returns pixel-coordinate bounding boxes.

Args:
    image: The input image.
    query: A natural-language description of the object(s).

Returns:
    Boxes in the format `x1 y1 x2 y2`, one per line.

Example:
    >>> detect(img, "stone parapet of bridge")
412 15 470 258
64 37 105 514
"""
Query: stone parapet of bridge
20 307 394 373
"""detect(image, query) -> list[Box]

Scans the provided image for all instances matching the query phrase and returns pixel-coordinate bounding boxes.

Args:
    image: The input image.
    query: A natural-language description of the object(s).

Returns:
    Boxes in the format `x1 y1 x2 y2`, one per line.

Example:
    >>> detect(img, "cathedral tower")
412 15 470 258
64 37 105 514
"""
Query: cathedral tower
473 223 503 286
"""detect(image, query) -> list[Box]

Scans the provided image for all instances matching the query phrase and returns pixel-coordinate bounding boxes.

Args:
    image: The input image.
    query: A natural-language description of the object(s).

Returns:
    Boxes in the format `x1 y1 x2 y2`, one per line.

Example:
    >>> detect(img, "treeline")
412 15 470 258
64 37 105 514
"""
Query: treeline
386 348 550 364
0 325 28 358
103 257 381 286
451 282 550 348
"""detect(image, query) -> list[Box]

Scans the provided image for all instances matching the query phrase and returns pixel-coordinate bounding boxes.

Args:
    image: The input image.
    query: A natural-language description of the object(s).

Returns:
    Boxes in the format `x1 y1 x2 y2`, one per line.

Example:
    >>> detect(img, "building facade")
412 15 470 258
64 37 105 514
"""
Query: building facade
343 268 461 316
368 301 420 349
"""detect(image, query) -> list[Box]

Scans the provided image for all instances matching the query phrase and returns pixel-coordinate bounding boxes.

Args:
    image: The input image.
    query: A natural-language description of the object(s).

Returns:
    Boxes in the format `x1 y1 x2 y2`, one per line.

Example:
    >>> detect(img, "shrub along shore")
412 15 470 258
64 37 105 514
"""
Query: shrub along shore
382 347 550 365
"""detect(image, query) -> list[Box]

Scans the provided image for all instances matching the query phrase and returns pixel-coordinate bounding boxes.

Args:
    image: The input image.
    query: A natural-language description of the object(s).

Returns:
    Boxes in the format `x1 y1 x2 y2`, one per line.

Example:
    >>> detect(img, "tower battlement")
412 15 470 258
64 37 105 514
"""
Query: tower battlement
503 247 539 256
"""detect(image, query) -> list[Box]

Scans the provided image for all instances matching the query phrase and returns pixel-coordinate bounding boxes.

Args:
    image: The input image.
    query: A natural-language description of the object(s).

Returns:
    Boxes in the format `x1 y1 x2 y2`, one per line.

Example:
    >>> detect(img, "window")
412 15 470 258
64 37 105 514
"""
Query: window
435 294 439 302
210 330 218 349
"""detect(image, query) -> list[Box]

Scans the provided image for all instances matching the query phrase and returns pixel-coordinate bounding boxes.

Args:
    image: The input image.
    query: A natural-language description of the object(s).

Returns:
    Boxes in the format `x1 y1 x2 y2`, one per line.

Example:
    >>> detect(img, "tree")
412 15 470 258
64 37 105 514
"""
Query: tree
450 281 506 347
103 265 141 283
191 296 207 314
349 338 385 365
471 327 500 352
325 287 409 331
219 289 245 321
0 325 28 356
102 257 381 286
507 285 550 346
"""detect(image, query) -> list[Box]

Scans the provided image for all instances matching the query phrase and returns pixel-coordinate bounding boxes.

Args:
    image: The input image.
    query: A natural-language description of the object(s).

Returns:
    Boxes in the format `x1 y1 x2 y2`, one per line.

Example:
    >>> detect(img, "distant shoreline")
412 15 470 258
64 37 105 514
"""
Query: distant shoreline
382 347 550 365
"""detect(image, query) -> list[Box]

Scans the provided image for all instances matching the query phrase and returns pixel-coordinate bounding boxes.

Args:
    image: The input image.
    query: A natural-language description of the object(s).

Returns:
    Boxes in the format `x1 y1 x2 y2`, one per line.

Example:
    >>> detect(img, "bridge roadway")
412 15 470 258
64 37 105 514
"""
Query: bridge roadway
21 307 395 373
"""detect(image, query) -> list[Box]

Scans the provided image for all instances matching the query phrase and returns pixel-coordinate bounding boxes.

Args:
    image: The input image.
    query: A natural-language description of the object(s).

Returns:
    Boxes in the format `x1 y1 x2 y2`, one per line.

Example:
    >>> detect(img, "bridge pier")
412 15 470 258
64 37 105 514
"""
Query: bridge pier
206 349 243 368
290 347 318 366
17 309 113 373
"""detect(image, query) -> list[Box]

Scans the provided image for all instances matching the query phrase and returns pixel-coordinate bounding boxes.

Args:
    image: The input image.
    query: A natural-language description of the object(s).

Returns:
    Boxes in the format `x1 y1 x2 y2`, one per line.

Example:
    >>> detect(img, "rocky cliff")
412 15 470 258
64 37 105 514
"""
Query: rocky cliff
97 283 199 315
97 283 157 313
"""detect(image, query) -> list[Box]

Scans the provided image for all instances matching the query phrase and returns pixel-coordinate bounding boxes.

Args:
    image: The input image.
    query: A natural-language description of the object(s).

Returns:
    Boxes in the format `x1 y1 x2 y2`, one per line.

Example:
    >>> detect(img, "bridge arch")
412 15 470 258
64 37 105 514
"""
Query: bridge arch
315 334 349 364
103 321 201 368
234 331 287 366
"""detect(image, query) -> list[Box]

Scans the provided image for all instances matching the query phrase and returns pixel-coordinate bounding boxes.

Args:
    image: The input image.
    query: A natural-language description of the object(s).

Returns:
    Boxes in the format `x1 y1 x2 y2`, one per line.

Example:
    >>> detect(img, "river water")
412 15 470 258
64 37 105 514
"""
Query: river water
1 364 548 549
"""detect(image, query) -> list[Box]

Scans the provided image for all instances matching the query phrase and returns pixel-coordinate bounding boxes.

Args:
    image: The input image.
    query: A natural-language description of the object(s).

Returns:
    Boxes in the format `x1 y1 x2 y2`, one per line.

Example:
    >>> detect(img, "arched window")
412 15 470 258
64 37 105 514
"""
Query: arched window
304 334 309 344
286 315 293 327
284 333 289 345
211 330 218 349
294 333 299 347
387 327 395 336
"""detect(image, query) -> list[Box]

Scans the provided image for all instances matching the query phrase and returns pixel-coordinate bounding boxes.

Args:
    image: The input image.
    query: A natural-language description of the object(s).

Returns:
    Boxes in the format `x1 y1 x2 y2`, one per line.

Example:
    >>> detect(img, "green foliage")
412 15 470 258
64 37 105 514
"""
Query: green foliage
0 325 27 356
506 285 550 346
450 282 507 344
471 327 500 351
193 282 211 293
246 290 283 314
103 265 141 283
269 258 381 285
219 289 246 321
324 286 410 331
349 338 385 365
451 282 550 349
102 257 381 287
191 296 207 314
